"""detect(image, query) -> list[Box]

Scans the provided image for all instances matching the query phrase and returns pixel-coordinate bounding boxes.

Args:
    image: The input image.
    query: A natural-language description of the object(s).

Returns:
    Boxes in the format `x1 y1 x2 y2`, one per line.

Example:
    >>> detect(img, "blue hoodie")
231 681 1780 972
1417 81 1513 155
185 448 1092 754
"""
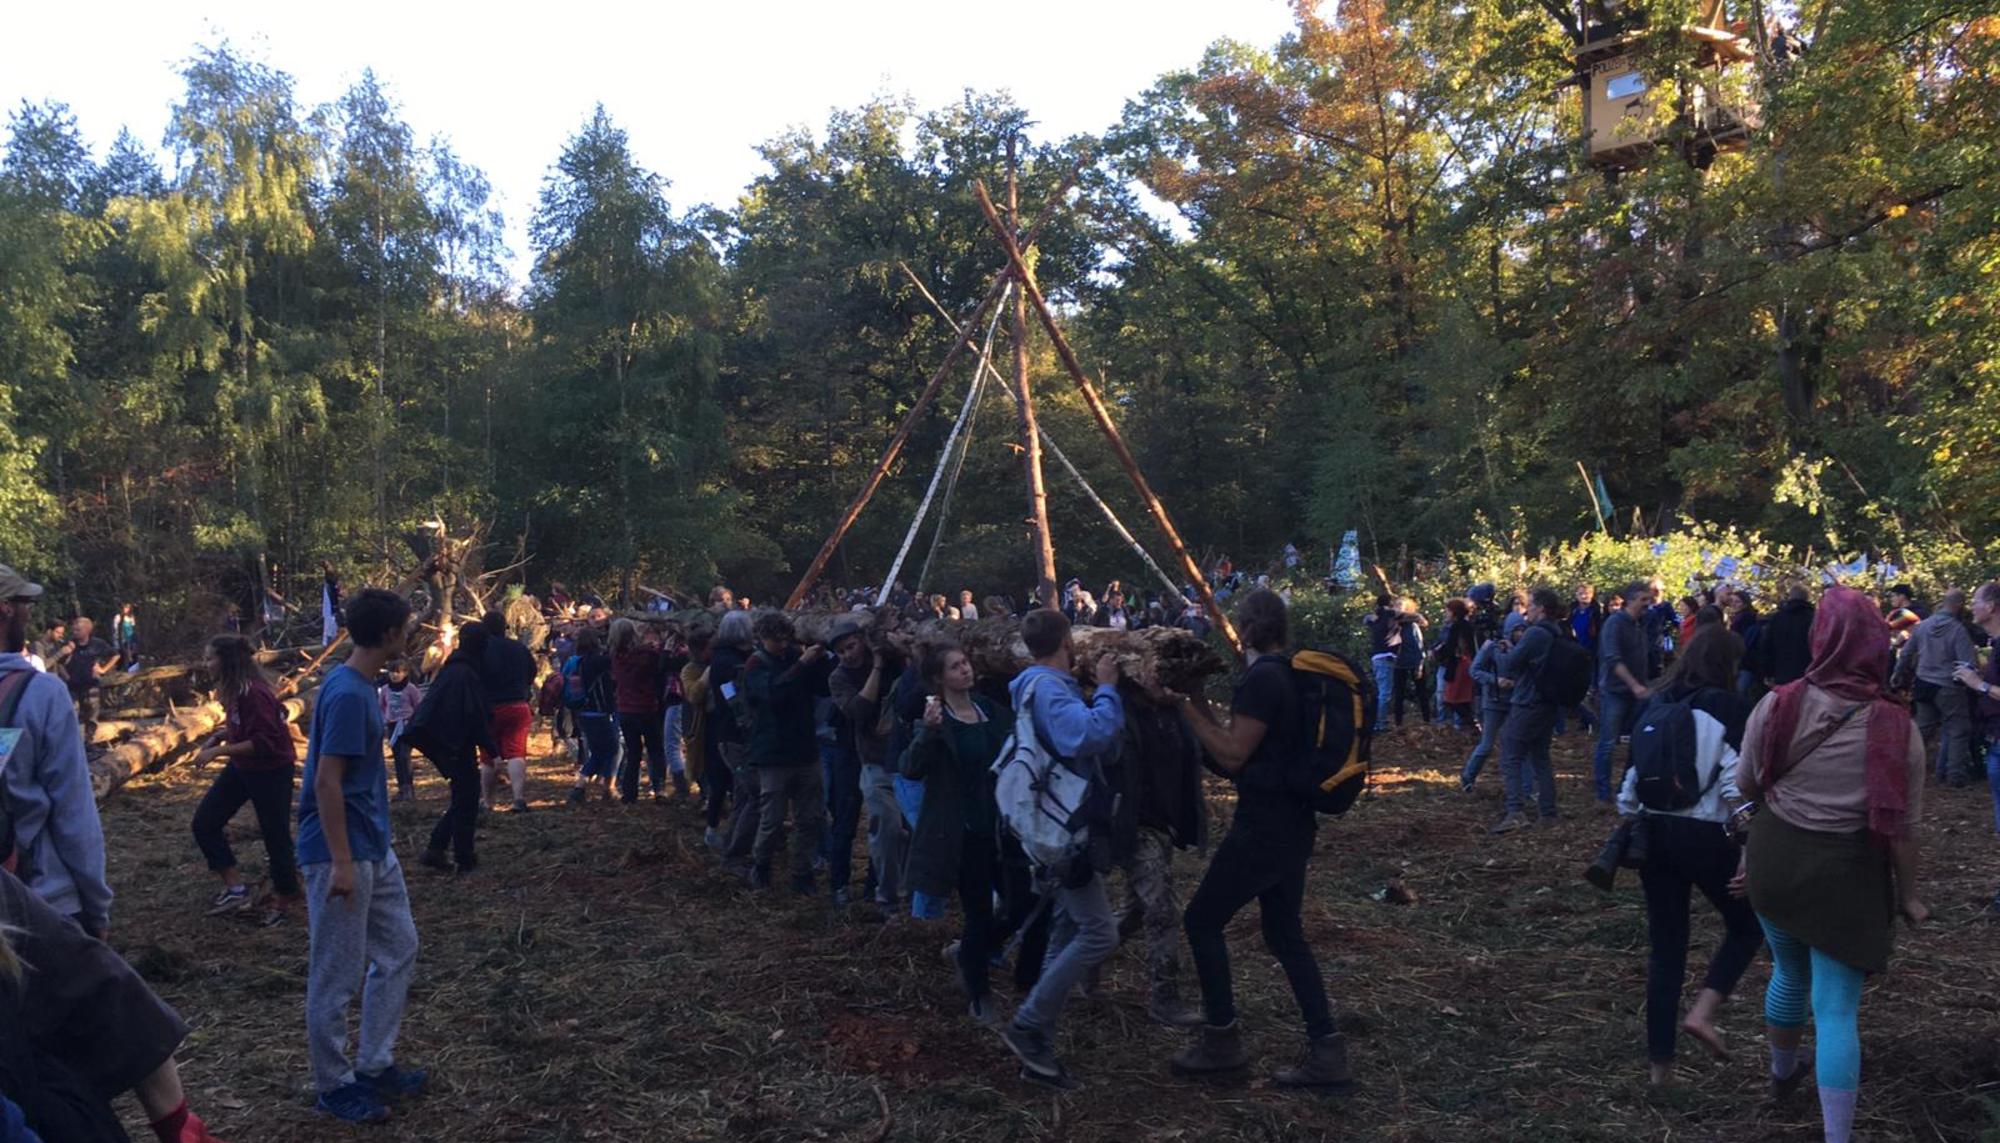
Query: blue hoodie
1007 663 1125 770
0 655 111 932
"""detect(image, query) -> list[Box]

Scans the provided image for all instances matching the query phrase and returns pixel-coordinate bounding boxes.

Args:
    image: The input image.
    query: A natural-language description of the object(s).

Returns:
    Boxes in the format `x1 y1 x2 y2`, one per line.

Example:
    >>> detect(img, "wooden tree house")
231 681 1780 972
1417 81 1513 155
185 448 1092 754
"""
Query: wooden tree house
1579 0 1761 170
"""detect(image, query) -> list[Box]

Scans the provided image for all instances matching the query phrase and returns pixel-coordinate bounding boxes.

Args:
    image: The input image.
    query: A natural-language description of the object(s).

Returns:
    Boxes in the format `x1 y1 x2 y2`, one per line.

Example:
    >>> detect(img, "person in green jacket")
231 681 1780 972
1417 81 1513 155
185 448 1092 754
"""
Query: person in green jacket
899 641 1013 1027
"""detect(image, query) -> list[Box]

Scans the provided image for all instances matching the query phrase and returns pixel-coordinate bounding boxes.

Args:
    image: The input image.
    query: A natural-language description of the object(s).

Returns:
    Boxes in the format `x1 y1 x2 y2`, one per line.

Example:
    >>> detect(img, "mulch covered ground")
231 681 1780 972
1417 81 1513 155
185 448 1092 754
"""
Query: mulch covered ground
101 723 2000 1141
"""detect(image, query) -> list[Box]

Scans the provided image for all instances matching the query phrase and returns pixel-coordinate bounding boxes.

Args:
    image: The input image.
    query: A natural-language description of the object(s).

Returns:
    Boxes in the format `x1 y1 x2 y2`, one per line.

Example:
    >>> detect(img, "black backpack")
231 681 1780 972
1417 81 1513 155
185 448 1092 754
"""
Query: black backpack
1628 693 1719 811
1538 630 1595 707
1287 650 1377 815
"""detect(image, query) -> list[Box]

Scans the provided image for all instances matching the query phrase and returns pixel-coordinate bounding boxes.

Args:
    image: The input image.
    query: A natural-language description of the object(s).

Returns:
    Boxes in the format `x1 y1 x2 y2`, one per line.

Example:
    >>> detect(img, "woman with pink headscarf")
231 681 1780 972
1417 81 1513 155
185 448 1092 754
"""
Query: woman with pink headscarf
1736 586 1928 1143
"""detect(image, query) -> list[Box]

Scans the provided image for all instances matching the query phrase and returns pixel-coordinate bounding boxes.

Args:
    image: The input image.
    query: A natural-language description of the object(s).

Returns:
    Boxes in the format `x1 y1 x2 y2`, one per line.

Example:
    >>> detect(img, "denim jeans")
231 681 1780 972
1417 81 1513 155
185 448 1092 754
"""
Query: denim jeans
664 705 685 778
1013 874 1118 1034
1462 704 1510 787
820 744 862 892
862 763 908 904
1985 740 2000 836
1592 689 1637 802
1370 656 1395 730
1500 703 1558 817
1914 683 1974 784
894 774 945 919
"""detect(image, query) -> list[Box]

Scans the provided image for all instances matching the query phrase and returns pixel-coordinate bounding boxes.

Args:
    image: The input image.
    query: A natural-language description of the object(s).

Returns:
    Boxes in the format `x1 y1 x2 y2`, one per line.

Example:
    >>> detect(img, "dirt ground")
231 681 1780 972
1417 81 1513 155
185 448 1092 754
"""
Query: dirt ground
100 721 2000 1142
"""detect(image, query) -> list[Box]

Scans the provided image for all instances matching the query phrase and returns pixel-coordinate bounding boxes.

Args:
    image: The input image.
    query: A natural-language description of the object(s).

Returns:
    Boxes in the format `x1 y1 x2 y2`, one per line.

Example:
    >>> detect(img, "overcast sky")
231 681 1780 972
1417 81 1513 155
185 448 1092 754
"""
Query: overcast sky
4 1 1298 282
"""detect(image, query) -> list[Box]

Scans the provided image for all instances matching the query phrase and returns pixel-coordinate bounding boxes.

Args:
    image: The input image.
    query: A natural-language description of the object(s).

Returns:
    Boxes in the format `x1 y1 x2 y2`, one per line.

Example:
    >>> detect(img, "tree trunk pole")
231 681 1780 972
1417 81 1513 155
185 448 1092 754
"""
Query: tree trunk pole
782 167 1083 610
1008 139 1058 609
972 181 1243 659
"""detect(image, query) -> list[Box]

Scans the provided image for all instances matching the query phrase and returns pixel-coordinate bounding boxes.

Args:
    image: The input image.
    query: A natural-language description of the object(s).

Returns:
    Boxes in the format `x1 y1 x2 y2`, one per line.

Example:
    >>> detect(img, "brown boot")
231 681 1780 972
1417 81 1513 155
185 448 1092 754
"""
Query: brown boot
1170 1022 1249 1076
1273 1034 1355 1093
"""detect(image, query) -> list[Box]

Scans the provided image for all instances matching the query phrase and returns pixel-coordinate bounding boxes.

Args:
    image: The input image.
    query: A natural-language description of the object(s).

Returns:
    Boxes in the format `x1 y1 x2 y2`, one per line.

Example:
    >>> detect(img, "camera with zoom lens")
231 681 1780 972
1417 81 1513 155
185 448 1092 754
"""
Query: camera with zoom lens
1583 816 1650 891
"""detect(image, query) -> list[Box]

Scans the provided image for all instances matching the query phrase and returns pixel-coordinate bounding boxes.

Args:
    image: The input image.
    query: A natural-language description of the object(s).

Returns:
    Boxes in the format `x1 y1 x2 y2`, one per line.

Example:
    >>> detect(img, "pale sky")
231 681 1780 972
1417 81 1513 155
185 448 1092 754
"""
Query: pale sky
4 1 1299 283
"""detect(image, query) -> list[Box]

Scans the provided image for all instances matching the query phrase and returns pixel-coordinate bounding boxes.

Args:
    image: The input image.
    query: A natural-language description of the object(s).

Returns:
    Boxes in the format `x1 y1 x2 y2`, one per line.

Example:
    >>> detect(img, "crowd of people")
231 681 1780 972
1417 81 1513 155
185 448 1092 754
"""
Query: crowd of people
0 552 1991 1142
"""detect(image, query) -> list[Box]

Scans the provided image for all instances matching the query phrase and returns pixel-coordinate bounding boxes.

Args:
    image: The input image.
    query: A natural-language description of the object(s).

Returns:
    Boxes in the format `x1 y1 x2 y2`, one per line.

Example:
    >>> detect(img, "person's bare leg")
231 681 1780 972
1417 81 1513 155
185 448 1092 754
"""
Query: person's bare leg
1681 987 1730 1059
134 1057 185 1120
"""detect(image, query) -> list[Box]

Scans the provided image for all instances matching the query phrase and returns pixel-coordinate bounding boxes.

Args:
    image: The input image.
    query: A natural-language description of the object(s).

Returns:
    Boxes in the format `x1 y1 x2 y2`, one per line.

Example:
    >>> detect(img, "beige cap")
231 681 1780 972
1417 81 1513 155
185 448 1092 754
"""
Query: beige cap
0 565 44 601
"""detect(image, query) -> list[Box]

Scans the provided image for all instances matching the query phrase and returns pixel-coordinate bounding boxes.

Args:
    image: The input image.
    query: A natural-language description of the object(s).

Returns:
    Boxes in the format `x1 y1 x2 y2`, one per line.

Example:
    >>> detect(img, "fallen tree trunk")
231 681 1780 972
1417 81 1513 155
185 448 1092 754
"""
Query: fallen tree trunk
91 637 348 800
88 718 162 748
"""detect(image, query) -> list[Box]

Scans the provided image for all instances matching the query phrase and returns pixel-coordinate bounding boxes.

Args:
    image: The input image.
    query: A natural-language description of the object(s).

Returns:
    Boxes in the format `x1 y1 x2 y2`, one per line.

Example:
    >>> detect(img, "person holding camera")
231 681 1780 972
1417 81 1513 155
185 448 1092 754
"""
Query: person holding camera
1609 624 1761 1085
1738 586 1928 1143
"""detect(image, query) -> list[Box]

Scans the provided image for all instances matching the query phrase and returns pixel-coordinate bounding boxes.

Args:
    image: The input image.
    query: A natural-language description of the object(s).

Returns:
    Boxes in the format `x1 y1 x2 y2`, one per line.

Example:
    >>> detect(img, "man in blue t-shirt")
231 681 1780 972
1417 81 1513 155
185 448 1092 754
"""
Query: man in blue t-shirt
297 588 429 1125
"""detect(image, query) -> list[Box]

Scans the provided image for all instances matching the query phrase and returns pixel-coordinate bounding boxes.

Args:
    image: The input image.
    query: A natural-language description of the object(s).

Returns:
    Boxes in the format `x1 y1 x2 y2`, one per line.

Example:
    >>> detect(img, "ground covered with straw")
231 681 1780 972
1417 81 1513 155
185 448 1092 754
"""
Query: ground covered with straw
100 723 2000 1142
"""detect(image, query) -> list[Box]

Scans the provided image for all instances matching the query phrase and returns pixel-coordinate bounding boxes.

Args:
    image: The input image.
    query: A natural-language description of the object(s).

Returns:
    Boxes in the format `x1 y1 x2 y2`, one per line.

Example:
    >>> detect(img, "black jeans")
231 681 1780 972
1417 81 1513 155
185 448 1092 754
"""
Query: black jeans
995 834 1050 991
427 756 481 865
955 832 1000 1004
1184 804 1335 1039
191 763 300 897
704 747 735 829
618 712 666 800
1392 667 1431 725
1638 815 1763 1062
821 744 862 893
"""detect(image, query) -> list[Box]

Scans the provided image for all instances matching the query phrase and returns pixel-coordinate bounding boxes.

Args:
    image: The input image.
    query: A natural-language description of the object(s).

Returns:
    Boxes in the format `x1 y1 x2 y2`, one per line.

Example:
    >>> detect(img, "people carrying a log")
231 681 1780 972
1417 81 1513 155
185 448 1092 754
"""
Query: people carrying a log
414 623 498 874
378 660 423 803
710 610 761 866
0 867 230 1143
826 617 906 910
477 610 539 814
997 607 1126 1086
1102 684 1207 1029
1171 588 1354 1092
296 588 428 1125
190 634 302 925
677 627 713 823
0 565 114 942
561 626 619 806
742 611 834 893
660 633 694 802
899 640 1012 1026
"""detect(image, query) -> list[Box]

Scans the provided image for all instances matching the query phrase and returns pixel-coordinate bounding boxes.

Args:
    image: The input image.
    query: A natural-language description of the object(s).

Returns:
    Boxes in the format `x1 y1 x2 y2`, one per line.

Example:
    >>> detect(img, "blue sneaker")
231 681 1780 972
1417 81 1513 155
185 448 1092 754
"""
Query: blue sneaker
315 1080 390 1123
358 1063 429 1100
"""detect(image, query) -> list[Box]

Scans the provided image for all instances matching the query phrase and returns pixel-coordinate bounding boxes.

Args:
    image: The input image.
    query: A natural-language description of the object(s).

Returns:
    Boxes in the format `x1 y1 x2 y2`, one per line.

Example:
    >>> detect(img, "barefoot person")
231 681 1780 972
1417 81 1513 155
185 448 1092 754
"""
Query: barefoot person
1737 586 1927 1143
1613 624 1762 1084
1170 588 1353 1092
190 635 302 926
297 588 429 1124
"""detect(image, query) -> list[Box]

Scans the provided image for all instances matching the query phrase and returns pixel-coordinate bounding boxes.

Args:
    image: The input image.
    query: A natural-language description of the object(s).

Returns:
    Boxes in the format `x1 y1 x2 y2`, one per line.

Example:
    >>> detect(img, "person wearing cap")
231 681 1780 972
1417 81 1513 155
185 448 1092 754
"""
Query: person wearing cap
0 565 114 940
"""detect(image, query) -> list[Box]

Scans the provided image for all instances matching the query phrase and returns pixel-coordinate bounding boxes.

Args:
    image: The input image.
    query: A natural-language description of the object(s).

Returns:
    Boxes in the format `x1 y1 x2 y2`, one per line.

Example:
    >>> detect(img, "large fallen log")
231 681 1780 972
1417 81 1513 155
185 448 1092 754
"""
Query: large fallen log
88 718 162 748
91 638 348 800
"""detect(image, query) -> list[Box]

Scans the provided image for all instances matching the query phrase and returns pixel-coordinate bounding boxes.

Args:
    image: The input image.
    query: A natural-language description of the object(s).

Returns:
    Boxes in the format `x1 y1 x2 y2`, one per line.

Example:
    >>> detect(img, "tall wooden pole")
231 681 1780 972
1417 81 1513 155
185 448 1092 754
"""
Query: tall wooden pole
782 167 1083 611
1009 138 1058 609
973 181 1243 659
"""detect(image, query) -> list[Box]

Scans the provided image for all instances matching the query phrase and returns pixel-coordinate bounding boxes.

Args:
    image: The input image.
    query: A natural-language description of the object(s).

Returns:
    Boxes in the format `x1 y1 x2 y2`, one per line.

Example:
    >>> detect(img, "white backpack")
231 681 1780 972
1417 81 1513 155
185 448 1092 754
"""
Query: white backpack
991 676 1097 876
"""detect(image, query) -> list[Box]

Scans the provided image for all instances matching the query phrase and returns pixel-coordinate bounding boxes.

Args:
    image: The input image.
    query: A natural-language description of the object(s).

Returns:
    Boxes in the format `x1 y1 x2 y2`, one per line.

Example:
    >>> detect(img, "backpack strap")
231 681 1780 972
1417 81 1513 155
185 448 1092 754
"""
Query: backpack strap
0 668 34 729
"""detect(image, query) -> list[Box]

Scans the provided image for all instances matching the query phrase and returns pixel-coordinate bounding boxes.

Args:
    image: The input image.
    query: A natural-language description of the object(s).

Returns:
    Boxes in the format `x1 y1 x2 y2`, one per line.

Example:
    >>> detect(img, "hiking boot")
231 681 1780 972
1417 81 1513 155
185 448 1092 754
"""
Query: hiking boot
1273 1034 1355 1093
1171 1022 1249 1076
565 787 586 807
1488 813 1528 835
1148 991 1207 1029
314 1080 390 1124
358 1063 429 1101
418 849 452 873
207 885 252 916
999 1020 1062 1081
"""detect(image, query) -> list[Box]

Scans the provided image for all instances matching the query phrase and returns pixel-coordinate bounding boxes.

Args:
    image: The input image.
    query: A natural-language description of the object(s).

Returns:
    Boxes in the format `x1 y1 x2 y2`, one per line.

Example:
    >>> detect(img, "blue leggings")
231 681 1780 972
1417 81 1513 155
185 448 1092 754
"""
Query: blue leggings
1759 915 1865 1092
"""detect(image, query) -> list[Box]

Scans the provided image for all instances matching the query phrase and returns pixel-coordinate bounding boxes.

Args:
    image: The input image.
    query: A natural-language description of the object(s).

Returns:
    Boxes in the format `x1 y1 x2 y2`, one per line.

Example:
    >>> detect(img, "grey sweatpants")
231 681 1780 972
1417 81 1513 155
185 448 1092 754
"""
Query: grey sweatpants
861 762 907 904
303 852 421 1093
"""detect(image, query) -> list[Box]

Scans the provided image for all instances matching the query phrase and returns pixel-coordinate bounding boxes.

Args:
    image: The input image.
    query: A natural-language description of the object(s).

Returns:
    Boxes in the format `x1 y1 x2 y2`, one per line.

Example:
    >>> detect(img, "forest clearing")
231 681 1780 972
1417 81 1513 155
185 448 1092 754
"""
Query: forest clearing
97 725 2000 1143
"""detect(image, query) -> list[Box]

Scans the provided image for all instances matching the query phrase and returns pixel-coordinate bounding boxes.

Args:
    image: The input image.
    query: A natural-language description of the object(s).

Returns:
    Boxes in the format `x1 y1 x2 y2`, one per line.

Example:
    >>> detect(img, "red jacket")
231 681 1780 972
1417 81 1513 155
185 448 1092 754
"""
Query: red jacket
611 650 663 716
228 679 297 771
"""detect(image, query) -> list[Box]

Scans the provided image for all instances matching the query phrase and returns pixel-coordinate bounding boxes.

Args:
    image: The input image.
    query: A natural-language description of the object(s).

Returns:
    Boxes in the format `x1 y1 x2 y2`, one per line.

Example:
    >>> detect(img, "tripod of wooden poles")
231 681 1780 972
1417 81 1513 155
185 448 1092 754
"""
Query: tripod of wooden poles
781 142 1242 660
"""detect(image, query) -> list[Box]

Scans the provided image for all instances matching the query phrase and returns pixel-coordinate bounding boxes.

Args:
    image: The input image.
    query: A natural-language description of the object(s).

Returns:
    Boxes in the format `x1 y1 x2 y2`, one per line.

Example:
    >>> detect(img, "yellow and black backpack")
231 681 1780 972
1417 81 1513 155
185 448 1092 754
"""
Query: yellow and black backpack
1288 650 1376 815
